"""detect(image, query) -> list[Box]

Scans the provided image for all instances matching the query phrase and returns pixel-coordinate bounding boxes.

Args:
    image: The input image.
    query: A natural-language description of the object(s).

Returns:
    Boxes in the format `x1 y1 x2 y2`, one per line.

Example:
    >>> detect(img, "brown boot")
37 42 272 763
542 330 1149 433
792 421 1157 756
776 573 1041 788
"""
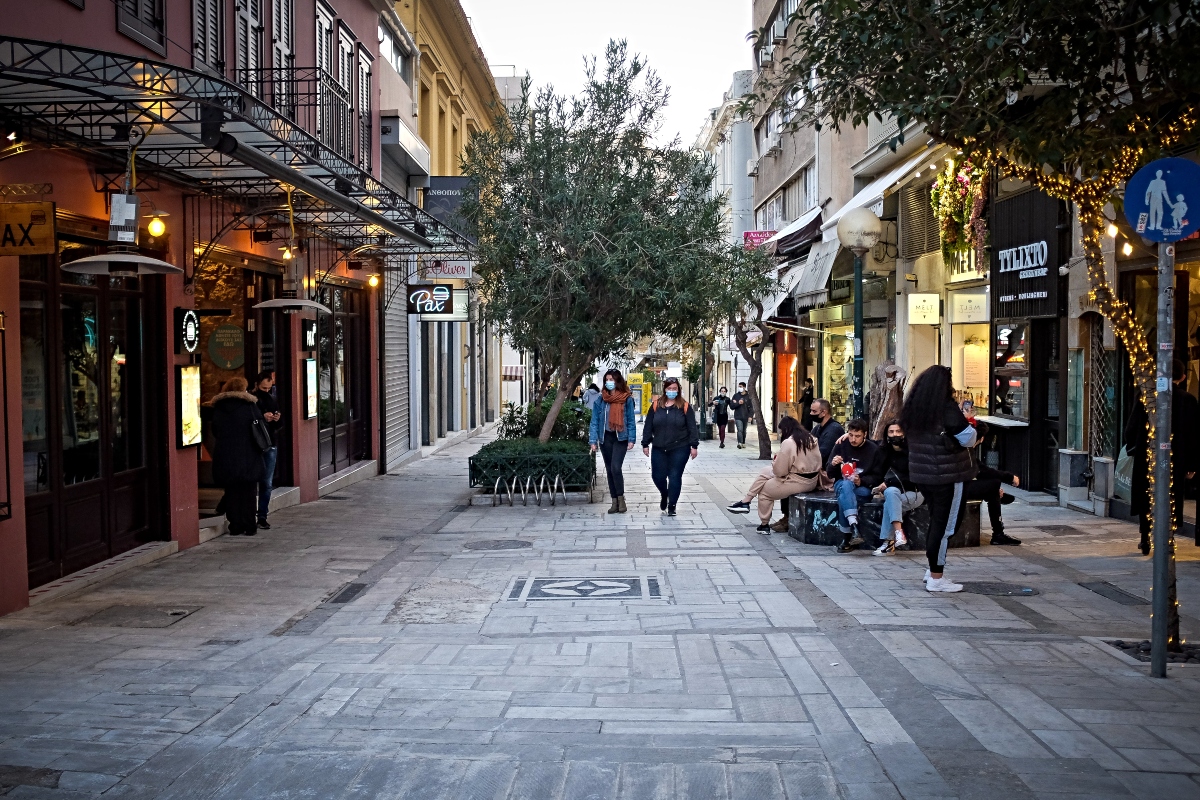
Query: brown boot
770 517 788 533
617 496 627 513
608 498 619 513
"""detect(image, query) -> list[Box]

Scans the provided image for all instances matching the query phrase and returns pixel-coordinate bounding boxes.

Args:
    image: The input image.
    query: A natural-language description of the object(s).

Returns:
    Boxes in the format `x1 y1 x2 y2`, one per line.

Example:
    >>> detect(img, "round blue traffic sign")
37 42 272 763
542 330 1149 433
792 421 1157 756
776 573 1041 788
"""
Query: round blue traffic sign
1124 157 1200 243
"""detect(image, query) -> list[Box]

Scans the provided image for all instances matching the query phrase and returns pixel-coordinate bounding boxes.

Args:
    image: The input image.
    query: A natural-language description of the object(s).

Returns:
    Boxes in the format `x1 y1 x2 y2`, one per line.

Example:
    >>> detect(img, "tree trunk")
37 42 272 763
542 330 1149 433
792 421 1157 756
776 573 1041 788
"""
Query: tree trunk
732 312 773 460
538 385 573 443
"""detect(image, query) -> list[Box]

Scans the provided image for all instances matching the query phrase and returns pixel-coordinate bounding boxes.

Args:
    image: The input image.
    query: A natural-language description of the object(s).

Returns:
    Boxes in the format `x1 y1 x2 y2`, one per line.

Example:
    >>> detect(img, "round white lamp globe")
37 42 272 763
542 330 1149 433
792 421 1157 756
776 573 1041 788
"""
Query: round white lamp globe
836 207 883 252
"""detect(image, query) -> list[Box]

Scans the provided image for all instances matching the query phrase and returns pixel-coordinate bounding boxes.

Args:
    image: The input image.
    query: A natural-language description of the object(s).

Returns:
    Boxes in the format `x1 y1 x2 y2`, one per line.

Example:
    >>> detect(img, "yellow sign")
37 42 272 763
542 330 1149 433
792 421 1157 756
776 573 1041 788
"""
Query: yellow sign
177 365 202 448
628 376 644 414
0 202 55 255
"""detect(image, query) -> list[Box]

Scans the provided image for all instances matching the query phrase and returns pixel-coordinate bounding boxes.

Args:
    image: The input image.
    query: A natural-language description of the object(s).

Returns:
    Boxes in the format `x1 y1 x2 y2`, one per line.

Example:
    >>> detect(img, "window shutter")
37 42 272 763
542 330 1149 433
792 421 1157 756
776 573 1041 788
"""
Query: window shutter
193 0 223 69
900 183 939 259
118 0 166 55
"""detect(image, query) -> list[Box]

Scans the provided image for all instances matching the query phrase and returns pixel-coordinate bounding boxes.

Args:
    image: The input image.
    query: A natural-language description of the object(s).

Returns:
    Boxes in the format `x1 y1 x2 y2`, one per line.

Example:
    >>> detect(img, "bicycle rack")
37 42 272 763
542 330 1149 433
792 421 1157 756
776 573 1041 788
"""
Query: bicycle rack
492 476 505 507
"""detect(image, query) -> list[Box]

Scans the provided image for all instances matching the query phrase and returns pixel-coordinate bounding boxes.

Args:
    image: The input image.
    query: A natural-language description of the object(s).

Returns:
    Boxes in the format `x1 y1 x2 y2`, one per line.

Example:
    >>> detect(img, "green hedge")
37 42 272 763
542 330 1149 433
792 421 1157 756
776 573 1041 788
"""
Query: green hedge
469 437 594 491
497 396 591 442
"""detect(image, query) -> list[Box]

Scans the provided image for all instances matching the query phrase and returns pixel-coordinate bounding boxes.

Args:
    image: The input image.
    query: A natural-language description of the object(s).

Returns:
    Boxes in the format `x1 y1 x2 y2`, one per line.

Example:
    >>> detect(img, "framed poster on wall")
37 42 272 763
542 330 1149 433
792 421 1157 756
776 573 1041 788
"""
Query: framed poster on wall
304 357 317 419
176 364 202 447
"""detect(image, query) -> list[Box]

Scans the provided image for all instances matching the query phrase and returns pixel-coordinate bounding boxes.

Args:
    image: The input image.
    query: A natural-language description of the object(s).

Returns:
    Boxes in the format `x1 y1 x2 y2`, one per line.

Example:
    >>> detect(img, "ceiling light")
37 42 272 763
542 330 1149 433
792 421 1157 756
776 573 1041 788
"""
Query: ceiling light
1122 242 1133 256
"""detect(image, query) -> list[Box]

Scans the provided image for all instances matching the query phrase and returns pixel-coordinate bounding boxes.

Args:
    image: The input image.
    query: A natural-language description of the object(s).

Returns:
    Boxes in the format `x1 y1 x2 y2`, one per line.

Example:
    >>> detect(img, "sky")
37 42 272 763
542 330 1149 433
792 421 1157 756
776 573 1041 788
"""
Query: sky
457 0 754 146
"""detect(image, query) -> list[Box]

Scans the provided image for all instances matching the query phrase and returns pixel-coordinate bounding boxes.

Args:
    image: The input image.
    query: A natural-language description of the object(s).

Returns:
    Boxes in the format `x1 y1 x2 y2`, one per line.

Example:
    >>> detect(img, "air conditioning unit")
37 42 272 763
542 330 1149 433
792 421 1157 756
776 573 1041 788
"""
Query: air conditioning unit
747 157 759 177
766 133 782 156
758 45 775 69
772 17 788 43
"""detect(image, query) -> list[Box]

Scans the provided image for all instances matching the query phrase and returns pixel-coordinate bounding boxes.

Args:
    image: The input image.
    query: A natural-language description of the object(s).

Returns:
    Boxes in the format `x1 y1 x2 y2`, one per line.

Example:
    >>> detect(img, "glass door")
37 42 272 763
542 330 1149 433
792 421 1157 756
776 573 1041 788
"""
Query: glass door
316 286 368 478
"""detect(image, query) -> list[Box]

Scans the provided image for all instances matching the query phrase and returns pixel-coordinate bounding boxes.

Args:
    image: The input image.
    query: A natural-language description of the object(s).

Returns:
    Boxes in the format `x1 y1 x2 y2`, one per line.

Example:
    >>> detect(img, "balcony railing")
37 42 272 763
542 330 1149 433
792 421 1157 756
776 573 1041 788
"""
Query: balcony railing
866 112 900 152
233 66 356 163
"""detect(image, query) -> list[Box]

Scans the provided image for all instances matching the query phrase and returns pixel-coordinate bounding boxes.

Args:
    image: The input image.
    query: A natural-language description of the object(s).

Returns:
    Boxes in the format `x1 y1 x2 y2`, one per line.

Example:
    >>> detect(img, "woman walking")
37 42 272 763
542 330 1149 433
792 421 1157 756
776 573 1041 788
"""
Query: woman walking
641 377 700 516
210 376 268 536
726 416 822 533
589 370 637 514
710 387 731 448
901 366 978 592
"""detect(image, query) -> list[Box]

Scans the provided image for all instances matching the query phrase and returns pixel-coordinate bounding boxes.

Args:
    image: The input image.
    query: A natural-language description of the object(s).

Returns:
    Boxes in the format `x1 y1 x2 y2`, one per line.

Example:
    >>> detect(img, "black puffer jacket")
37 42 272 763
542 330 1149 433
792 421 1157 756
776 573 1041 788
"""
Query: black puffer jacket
641 400 700 451
907 401 977 486
211 391 266 486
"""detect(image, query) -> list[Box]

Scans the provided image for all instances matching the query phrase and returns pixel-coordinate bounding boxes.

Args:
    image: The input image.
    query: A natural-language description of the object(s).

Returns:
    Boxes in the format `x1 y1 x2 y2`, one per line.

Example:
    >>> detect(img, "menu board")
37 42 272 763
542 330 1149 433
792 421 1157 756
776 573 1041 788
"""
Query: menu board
304 358 318 419
177 364 202 447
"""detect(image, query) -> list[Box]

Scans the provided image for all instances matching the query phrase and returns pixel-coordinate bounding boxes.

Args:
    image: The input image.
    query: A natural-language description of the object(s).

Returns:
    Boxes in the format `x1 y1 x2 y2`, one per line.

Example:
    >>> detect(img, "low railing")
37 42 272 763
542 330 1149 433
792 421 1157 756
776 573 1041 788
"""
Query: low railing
233 66 356 162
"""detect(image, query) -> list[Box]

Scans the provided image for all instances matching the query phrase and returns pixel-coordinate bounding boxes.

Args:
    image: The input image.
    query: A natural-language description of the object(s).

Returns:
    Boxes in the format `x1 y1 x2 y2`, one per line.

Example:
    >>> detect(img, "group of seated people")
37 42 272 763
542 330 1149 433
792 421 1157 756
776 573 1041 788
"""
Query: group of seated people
727 398 1023 553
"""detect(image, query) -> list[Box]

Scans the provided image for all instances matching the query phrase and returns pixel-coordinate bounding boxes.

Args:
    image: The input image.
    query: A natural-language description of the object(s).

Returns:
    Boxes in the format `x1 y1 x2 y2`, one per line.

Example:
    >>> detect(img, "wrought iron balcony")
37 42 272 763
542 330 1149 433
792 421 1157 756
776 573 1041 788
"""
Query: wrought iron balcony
232 66 356 163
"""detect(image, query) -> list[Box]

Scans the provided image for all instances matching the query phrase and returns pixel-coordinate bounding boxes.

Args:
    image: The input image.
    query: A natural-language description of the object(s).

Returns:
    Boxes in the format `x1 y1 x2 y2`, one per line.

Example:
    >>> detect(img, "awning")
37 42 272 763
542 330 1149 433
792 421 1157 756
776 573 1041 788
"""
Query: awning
820 148 947 242
794 239 841 309
762 257 809 319
502 365 526 381
761 206 822 258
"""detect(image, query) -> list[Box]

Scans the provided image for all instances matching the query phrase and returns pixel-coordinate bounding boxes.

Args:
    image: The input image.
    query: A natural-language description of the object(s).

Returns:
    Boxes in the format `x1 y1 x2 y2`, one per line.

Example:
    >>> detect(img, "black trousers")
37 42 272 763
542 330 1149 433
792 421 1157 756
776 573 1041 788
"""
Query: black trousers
222 481 258 534
919 482 965 572
599 431 628 498
964 478 1003 537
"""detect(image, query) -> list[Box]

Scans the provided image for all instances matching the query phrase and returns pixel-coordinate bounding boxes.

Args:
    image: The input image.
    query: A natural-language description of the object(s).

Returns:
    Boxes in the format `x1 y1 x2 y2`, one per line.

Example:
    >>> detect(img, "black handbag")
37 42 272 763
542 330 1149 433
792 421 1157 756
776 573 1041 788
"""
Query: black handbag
250 417 272 452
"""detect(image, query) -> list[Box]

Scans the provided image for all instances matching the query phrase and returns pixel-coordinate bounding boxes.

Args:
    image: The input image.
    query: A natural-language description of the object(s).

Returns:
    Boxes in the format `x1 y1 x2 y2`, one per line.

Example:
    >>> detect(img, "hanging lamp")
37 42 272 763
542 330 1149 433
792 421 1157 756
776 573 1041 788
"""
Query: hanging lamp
252 186 330 314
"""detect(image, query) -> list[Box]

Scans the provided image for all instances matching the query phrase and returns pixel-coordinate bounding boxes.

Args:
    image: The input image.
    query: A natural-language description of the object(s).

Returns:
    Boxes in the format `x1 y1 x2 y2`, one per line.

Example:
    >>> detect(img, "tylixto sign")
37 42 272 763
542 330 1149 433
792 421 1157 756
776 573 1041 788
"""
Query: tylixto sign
407 284 453 315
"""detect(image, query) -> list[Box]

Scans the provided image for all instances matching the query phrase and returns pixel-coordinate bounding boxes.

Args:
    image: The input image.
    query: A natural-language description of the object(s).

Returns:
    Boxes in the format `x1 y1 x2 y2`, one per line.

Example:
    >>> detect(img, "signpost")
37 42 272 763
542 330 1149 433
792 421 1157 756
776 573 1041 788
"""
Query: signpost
1123 157 1200 679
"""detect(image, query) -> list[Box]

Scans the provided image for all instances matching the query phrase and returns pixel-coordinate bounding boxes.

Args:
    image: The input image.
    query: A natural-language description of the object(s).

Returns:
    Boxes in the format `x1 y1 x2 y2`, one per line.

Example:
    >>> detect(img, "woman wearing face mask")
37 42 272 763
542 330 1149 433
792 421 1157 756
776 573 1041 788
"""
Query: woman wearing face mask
641 377 700 516
870 420 924 556
710 387 731 448
589 369 638 514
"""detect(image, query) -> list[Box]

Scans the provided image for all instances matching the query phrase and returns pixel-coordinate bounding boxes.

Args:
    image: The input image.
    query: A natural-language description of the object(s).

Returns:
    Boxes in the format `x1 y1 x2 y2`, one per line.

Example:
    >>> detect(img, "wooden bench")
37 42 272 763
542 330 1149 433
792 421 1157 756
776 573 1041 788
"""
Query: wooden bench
785 491 981 548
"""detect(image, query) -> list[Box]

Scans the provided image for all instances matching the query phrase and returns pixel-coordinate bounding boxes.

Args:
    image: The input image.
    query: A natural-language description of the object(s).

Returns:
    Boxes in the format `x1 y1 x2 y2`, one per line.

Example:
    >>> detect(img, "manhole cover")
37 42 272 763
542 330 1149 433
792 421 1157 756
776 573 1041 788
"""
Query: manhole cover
322 494 350 501
328 583 367 604
1038 525 1084 536
961 582 1040 596
1080 581 1149 606
464 540 532 551
74 606 201 628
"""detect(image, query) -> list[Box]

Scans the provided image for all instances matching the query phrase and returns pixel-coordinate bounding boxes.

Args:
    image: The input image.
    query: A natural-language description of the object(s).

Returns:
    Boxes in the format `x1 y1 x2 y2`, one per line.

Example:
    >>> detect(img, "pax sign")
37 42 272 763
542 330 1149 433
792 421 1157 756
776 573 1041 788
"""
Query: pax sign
0 201 56 255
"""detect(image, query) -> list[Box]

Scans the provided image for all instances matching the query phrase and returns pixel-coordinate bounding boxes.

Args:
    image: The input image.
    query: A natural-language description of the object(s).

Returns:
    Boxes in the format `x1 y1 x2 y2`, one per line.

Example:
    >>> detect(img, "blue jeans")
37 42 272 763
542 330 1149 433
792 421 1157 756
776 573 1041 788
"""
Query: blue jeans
650 446 690 507
257 447 277 521
834 479 872 530
880 487 923 540
735 418 747 444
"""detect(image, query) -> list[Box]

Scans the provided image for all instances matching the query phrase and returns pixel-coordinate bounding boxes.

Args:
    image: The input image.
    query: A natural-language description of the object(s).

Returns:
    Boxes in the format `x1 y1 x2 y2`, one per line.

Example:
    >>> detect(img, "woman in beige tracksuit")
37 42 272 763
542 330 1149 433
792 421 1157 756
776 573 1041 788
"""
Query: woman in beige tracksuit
727 416 823 533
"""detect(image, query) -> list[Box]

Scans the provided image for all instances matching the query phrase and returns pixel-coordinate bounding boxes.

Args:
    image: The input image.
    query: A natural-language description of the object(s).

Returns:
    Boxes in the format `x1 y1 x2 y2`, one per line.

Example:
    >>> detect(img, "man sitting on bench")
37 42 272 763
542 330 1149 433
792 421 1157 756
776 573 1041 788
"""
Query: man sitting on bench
828 418 885 553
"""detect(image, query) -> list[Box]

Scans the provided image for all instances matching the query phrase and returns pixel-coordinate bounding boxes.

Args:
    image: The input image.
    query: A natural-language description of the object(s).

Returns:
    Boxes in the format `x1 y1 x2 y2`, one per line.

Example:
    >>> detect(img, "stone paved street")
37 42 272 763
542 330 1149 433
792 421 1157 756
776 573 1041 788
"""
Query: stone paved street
1 433 1199 799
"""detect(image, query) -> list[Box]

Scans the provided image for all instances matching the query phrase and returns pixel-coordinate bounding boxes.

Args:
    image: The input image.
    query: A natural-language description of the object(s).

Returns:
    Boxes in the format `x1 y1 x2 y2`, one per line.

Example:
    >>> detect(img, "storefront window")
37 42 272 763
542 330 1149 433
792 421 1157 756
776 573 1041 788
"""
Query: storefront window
824 328 853 419
951 324 990 408
60 293 101 484
19 281 49 494
993 322 1028 418
1067 348 1084 450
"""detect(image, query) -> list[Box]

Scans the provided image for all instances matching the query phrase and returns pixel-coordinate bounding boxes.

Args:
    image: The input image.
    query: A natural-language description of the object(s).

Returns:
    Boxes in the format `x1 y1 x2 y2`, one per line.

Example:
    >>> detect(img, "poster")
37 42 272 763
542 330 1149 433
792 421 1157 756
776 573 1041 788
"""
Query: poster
207 323 245 370
177 364 202 447
304 358 318 419
963 343 989 388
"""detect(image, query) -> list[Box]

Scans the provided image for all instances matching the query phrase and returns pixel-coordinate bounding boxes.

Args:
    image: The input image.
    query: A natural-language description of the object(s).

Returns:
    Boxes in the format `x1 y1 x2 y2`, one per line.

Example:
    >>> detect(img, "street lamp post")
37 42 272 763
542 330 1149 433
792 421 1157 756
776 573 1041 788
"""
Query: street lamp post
836 208 883 421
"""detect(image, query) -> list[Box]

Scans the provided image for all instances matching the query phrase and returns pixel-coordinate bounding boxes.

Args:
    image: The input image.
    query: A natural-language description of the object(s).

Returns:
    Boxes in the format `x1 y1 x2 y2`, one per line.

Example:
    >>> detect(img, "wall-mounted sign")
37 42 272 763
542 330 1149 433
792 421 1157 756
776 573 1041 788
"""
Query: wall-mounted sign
175 309 200 354
301 319 317 351
991 190 1061 318
424 176 474 240
407 284 453 315
1123 157 1200 243
304 358 318 419
207 323 245 369
743 230 776 250
907 293 941 325
421 289 469 321
0 201 55 255
176 364 202 447
421 259 473 280
948 291 988 324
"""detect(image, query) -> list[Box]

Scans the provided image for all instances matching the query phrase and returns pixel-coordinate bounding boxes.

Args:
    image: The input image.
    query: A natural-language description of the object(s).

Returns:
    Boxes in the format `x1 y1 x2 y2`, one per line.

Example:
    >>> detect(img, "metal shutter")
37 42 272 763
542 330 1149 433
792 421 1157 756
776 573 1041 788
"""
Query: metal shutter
383 267 411 470
900 183 939 259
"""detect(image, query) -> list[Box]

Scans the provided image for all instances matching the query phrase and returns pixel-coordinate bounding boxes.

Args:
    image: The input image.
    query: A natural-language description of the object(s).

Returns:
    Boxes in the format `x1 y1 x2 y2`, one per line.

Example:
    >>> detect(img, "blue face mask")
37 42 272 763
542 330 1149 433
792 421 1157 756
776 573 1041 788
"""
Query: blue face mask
665 390 678 400
605 380 615 391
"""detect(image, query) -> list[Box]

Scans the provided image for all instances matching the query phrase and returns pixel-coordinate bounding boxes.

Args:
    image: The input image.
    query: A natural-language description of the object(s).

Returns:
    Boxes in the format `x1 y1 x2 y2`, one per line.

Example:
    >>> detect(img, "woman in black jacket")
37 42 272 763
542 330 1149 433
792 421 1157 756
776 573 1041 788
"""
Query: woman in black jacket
901 366 977 593
641 377 700 516
211 376 267 536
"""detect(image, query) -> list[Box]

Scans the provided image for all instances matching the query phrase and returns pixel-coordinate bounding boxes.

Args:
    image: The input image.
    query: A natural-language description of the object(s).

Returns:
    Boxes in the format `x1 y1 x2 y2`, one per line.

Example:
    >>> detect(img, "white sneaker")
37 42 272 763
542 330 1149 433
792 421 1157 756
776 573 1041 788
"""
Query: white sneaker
924 568 931 582
895 530 907 548
926 576 963 593
872 541 896 556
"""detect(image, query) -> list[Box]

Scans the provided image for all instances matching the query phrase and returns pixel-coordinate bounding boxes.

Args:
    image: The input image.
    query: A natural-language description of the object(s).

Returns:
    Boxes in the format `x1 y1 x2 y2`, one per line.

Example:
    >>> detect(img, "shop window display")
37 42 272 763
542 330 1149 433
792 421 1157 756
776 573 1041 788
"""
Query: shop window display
993 323 1028 417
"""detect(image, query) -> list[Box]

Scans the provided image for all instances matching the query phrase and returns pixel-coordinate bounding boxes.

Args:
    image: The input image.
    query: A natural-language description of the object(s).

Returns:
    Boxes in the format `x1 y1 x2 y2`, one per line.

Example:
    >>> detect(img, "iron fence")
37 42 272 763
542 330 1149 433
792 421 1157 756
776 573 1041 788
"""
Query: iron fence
233 66 355 162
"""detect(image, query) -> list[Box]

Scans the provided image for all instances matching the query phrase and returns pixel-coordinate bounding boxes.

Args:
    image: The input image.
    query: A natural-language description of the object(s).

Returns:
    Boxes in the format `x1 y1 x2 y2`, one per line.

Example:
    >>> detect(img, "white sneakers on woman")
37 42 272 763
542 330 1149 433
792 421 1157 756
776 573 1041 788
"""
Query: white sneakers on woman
925 574 963 592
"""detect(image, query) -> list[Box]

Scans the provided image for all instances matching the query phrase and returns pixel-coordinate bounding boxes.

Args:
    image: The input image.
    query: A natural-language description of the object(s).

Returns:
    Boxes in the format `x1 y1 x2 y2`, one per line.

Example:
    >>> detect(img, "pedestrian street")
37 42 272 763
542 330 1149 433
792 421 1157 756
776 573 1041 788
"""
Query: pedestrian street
0 433 1198 799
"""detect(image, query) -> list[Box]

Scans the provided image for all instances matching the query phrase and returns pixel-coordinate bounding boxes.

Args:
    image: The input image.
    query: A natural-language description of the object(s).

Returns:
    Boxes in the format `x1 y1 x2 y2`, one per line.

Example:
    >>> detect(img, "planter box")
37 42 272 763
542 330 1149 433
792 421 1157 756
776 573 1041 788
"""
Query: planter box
468 450 596 495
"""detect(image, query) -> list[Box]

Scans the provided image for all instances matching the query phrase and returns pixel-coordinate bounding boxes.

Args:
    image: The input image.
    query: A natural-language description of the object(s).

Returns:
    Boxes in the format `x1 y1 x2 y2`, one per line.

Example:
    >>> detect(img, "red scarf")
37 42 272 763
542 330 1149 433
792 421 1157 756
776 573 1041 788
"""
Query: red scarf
601 388 631 432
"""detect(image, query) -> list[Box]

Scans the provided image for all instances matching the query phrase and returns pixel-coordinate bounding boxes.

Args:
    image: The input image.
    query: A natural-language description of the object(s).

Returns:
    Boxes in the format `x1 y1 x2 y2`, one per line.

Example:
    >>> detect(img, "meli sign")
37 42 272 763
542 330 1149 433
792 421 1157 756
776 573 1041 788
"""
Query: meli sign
1124 157 1200 243
907 293 941 325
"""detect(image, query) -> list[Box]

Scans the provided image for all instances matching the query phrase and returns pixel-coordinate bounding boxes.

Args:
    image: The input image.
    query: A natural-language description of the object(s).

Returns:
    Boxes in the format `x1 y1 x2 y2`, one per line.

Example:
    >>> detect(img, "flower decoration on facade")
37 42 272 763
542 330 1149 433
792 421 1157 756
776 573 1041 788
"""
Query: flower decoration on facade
930 158 988 269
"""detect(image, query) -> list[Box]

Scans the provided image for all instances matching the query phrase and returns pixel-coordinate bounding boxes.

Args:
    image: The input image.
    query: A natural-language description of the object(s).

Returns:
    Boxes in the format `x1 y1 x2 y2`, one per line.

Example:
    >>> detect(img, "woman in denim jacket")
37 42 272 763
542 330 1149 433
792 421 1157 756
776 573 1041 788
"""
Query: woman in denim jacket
589 369 638 513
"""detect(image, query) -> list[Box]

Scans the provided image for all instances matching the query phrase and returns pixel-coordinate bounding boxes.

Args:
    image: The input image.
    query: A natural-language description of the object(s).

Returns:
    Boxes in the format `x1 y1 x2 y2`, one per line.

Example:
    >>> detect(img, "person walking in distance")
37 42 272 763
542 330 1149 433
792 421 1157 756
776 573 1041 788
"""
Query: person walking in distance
827 418 885 553
581 382 601 409
871 420 923 556
727 416 822 533
809 398 845 466
589 369 637 514
730 382 751 449
641 377 700 517
710 387 731 448
252 371 281 530
800 377 815 428
902 366 978 592
211 377 267 537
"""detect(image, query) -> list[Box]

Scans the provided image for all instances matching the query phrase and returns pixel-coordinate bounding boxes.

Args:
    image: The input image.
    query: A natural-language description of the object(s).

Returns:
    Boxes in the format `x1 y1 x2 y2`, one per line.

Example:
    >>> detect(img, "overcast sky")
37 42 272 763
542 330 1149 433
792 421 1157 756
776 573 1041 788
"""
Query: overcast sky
458 0 754 145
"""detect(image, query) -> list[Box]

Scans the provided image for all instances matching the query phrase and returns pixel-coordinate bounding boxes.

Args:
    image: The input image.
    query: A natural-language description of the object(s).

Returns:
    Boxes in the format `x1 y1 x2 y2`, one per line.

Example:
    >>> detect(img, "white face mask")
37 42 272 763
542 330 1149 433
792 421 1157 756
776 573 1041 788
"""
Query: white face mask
605 380 615 391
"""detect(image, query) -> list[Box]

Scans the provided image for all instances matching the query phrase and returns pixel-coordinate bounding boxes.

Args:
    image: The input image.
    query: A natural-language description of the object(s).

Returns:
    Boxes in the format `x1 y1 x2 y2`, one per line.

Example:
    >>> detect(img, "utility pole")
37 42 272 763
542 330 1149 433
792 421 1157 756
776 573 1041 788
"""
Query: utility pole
836 208 882 421
1151 241 1175 678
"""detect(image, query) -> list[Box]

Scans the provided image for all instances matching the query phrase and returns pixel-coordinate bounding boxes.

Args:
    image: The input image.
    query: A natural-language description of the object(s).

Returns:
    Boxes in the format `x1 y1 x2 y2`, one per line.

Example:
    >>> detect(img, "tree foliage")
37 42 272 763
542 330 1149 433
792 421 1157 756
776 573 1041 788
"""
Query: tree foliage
463 41 773 441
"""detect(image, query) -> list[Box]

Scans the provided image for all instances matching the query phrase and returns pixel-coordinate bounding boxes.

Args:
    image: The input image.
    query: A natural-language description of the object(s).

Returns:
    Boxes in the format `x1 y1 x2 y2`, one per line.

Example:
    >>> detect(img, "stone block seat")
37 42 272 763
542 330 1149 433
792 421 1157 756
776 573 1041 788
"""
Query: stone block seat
785 491 981 548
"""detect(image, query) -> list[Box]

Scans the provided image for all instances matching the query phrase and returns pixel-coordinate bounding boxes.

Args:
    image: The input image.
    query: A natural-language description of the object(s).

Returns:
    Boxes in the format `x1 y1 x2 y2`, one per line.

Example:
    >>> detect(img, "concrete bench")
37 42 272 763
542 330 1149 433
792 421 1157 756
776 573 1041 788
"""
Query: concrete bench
785 491 981 548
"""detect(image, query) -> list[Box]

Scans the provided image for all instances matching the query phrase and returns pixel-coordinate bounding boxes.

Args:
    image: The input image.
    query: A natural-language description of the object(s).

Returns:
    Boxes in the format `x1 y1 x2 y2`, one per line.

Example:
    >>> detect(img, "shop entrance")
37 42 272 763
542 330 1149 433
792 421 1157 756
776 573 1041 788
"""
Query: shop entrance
19 244 163 589
316 286 369 478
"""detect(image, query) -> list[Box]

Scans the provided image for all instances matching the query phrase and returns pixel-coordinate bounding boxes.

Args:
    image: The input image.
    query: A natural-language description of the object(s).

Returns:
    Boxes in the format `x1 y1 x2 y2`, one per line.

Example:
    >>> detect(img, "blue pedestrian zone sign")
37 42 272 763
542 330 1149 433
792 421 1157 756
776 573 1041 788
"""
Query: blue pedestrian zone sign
1124 157 1200 243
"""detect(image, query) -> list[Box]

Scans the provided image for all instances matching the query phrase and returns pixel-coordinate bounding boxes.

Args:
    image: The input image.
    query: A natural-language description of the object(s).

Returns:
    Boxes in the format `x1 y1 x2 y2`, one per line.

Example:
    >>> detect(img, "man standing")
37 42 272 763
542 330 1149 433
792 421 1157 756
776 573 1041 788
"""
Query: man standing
730 382 752 449
253 371 282 530
827 418 884 553
809 398 845 465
